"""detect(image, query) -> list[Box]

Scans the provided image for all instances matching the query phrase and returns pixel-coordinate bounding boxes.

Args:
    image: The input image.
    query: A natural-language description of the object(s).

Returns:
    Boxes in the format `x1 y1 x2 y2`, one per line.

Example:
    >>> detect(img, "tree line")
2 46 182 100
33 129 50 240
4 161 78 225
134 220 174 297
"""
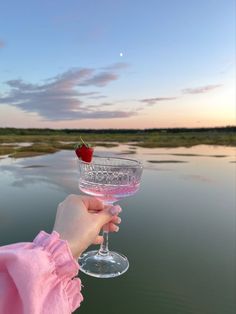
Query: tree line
0 126 235 135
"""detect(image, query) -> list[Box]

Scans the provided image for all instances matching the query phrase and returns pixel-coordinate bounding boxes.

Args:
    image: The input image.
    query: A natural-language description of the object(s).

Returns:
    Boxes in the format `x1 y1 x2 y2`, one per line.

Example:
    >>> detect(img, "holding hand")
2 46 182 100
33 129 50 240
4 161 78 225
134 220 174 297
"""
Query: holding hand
53 195 122 259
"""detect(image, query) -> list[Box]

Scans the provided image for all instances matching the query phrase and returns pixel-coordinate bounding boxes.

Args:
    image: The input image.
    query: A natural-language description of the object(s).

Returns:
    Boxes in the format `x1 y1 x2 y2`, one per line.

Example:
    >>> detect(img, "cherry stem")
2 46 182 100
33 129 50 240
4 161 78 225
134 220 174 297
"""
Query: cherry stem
80 136 86 146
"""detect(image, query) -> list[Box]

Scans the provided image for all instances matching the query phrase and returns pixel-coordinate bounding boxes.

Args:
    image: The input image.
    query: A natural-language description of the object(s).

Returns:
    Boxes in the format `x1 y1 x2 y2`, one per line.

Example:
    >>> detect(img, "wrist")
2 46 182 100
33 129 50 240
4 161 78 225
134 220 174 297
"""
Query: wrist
54 231 83 260
34 230 80 274
68 241 84 260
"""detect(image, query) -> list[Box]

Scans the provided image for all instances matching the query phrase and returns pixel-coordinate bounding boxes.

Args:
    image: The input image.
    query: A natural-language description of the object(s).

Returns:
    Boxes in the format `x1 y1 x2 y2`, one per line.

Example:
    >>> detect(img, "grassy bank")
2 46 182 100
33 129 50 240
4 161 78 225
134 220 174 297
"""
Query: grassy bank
0 127 235 157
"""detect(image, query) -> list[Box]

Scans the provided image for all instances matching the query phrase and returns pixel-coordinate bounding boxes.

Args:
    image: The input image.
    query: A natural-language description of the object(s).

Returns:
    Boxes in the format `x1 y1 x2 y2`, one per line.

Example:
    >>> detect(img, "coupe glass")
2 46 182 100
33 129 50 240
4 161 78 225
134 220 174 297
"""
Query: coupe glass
77 156 143 278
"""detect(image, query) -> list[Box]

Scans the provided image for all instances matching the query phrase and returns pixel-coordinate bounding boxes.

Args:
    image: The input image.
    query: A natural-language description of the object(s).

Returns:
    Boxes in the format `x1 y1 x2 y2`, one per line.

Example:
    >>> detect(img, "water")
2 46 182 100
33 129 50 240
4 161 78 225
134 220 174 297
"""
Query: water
0 144 235 314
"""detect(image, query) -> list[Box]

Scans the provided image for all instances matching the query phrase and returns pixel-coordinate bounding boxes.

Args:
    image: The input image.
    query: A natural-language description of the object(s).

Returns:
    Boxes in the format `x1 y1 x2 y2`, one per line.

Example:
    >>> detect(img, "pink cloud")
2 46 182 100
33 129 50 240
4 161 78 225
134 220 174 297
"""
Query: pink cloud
182 84 222 94
140 97 178 105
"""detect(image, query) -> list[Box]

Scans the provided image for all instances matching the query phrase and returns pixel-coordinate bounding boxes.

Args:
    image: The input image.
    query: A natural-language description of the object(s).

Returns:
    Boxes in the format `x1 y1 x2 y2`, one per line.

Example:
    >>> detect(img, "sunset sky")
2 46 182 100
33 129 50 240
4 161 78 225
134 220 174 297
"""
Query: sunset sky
0 0 235 129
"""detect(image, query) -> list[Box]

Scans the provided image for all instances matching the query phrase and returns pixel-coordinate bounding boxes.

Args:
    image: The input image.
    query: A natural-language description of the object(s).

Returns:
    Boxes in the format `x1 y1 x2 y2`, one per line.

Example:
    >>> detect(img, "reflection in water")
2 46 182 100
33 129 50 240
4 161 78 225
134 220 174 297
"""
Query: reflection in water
0 152 78 192
0 145 235 314
23 165 49 168
148 160 187 163
182 174 214 183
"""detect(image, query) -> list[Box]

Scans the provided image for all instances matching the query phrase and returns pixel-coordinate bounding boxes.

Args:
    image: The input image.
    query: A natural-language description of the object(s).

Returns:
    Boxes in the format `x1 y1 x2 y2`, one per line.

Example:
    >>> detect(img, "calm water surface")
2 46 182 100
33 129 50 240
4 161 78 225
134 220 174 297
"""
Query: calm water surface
0 145 235 314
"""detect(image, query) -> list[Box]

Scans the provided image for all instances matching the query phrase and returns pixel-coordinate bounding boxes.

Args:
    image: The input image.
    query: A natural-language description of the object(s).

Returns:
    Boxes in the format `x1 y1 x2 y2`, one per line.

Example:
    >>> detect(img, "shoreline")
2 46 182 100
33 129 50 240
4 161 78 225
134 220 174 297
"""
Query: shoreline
0 127 235 158
0 141 235 159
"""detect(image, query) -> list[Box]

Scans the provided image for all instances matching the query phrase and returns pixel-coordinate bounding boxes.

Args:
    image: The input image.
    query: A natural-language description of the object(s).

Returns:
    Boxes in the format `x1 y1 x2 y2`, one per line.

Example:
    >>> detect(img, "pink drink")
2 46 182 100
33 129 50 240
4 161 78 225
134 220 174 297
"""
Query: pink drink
79 180 140 202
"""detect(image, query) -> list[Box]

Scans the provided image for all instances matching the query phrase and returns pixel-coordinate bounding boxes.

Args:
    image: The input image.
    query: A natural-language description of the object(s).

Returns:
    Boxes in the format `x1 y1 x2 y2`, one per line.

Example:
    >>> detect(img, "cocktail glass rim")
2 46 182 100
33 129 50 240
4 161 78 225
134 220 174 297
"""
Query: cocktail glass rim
78 156 143 169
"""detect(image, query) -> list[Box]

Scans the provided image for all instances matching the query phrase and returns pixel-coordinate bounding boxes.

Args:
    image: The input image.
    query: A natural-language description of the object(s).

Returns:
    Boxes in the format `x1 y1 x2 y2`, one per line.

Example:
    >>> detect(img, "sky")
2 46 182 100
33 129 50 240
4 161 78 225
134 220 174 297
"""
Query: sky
0 0 235 129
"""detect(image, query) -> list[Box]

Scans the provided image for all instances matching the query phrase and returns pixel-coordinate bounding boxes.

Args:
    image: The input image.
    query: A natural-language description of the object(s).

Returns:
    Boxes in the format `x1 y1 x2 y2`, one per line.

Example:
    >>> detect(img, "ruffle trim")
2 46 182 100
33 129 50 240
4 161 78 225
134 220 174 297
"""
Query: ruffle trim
33 231 83 311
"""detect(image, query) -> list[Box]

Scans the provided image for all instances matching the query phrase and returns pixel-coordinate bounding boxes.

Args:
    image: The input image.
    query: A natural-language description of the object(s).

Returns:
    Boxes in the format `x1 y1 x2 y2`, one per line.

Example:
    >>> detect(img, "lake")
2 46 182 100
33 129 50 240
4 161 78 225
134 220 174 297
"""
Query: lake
0 144 235 314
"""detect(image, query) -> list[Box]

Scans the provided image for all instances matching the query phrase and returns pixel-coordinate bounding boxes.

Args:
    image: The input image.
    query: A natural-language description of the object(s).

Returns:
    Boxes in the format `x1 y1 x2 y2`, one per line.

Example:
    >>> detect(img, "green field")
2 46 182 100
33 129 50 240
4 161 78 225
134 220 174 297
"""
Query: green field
0 127 235 158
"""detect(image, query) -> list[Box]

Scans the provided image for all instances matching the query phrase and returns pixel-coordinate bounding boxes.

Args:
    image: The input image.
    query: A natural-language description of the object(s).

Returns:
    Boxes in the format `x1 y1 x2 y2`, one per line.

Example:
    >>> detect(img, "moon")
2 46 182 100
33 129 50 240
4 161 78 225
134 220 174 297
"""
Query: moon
119 52 123 57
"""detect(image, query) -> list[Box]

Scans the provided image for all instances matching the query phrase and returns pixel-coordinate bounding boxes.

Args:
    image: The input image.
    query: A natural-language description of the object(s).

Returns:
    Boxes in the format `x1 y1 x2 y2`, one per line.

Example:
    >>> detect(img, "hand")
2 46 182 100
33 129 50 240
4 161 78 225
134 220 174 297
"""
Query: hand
53 194 122 259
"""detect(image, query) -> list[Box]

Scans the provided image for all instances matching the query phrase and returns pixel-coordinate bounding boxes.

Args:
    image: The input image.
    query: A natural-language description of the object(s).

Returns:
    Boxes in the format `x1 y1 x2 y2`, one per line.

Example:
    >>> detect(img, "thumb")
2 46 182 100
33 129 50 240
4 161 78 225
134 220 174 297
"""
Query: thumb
97 205 122 226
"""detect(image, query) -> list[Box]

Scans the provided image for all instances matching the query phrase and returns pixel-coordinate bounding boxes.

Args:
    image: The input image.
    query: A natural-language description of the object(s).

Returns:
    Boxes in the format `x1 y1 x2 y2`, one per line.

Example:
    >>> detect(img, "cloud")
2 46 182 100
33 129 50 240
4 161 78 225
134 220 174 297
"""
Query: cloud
102 62 129 71
139 84 222 106
0 65 136 120
80 72 118 87
0 40 5 48
88 95 107 99
100 102 113 107
182 84 222 94
140 97 178 105
88 102 113 108
79 62 130 87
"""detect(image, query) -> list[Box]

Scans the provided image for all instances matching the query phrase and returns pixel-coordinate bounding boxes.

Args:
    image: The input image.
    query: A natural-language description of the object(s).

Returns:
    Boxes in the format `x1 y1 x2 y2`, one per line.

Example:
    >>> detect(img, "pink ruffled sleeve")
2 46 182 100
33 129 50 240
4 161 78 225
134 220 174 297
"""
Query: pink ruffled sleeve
0 231 83 314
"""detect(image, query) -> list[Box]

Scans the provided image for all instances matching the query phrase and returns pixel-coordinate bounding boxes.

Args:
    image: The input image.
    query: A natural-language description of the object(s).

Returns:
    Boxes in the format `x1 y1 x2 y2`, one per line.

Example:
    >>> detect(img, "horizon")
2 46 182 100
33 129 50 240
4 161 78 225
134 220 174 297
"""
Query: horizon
0 0 235 129
0 125 235 131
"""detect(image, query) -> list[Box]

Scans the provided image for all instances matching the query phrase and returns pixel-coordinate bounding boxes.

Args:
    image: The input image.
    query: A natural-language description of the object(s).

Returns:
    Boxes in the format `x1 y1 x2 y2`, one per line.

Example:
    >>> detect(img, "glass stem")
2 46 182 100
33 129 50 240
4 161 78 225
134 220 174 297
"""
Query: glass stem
98 201 114 256
99 229 109 255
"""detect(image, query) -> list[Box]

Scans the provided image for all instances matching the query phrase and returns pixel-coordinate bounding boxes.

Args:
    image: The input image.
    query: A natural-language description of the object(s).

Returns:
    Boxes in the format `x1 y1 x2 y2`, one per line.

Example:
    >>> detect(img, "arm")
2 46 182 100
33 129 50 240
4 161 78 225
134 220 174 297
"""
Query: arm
0 195 121 314
0 231 82 314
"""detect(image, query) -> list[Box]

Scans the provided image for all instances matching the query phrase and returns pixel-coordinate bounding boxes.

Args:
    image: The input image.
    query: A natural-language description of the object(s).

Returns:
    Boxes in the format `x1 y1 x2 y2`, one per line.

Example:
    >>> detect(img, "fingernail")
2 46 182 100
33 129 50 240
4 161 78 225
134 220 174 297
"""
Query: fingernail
109 205 122 216
115 226 119 232
117 217 121 224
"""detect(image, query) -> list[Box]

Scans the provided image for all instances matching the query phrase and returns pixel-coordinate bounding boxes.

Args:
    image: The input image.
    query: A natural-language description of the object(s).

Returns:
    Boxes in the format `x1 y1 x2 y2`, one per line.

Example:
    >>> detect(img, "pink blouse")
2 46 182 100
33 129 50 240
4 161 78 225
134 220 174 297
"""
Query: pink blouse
0 231 83 313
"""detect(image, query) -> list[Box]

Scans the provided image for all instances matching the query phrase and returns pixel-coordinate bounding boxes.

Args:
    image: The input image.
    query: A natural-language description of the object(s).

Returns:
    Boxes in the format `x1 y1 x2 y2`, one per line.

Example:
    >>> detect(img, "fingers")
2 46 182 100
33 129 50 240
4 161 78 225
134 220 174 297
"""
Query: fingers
96 204 122 226
62 195 105 212
93 235 104 245
108 223 120 232
103 216 121 233
81 196 104 211
111 215 121 224
108 215 121 232
93 216 122 245
92 218 121 245
109 205 122 216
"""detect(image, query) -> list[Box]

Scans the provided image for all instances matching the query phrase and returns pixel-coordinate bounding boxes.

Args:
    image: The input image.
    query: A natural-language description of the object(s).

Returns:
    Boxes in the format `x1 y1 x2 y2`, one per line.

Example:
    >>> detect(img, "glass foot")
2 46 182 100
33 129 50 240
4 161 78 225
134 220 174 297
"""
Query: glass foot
79 250 129 278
